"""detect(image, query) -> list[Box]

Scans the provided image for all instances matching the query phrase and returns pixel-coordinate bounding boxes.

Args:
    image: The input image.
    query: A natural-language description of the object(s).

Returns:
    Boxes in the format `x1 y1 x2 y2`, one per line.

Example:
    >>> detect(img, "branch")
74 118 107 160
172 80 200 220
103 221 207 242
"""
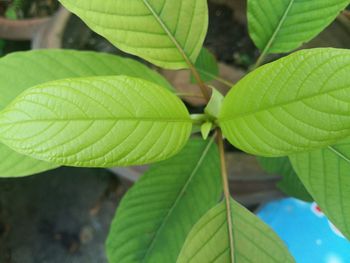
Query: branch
216 129 235 263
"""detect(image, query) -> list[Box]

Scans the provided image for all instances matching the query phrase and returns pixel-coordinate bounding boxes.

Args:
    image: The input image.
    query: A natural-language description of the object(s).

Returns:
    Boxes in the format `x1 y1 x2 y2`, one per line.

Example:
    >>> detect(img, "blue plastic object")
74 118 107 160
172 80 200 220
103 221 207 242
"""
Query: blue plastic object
257 198 350 263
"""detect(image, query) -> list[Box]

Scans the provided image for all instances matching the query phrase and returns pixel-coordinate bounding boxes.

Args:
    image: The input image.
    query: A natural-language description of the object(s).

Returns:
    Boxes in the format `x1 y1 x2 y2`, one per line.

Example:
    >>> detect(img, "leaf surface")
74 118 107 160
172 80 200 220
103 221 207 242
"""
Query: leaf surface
219 48 350 156
107 139 221 263
0 50 172 177
258 157 312 202
60 0 209 69
248 0 349 54
0 145 58 177
177 199 294 263
290 138 350 239
191 48 219 83
0 76 191 167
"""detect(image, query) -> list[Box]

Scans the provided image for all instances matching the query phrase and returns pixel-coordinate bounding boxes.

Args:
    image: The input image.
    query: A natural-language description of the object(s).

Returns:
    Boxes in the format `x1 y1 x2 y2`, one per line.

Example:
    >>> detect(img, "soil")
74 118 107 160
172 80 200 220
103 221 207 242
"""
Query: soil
205 2 258 68
0 167 126 263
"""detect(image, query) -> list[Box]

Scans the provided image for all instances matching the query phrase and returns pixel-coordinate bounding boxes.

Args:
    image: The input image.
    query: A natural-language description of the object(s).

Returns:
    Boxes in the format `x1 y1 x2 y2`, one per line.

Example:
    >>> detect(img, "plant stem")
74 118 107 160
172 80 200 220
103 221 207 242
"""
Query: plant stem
216 129 235 263
144 6 233 259
190 114 209 125
253 51 267 70
189 66 211 101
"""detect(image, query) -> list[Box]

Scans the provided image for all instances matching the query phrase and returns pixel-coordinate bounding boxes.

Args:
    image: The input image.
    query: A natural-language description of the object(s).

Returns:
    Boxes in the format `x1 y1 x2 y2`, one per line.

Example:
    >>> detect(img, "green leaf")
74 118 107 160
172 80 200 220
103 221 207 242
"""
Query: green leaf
205 87 224 119
0 76 192 167
200 122 213 140
257 157 313 202
219 48 350 156
0 145 58 178
177 199 294 263
60 0 209 70
0 49 172 177
191 48 219 83
290 138 350 239
106 138 221 263
248 0 349 54
0 50 173 109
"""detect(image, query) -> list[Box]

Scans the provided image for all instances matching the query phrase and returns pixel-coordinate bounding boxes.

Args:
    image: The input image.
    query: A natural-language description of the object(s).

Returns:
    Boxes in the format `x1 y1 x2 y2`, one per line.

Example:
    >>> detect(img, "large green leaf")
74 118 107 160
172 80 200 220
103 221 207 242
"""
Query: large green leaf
107 138 221 263
177 199 294 263
0 76 191 167
219 48 350 156
248 0 349 54
257 157 312 202
60 0 208 69
290 138 350 239
0 50 173 109
0 49 172 177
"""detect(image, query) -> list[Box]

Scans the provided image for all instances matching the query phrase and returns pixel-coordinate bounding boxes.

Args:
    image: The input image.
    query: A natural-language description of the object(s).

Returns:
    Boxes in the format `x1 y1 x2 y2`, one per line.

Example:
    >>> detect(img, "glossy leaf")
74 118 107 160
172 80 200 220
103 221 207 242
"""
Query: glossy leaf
219 48 350 156
191 48 219 83
248 0 349 54
107 138 221 263
0 49 172 177
60 0 209 69
0 146 58 178
177 199 294 263
0 76 192 167
258 157 312 202
290 138 350 239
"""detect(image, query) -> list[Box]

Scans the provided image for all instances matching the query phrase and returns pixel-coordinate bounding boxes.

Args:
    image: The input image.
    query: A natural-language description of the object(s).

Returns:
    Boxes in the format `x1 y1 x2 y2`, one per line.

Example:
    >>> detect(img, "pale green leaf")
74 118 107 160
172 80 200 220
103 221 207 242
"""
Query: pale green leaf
106 138 221 263
0 76 191 167
290 137 350 239
191 48 219 83
205 87 224 119
201 122 213 140
60 0 209 69
177 199 294 263
257 156 312 202
219 48 350 156
0 145 58 178
248 0 349 54
0 49 172 177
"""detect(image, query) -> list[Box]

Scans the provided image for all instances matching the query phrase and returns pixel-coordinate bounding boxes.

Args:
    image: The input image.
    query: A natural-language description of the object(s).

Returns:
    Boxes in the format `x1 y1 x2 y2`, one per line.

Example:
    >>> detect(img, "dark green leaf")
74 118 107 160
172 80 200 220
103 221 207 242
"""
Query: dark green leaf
258 157 313 202
106 138 221 263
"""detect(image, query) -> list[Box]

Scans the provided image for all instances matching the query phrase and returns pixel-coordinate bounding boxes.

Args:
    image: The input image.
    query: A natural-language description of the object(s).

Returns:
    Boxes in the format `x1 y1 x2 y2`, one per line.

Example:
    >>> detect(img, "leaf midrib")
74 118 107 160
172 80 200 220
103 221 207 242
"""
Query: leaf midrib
142 0 193 65
220 84 350 122
328 145 350 164
0 117 192 125
261 0 295 54
141 138 216 262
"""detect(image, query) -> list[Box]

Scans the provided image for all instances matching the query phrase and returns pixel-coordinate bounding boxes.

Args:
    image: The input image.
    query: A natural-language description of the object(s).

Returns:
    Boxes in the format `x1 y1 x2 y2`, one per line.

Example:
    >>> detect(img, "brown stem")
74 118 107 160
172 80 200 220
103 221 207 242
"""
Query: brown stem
189 64 211 102
216 129 235 263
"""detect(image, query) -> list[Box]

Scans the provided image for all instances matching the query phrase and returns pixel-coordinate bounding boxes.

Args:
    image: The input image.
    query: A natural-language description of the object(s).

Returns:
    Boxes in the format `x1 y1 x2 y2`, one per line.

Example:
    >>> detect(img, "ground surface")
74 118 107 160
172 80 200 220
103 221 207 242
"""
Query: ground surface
0 168 124 263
